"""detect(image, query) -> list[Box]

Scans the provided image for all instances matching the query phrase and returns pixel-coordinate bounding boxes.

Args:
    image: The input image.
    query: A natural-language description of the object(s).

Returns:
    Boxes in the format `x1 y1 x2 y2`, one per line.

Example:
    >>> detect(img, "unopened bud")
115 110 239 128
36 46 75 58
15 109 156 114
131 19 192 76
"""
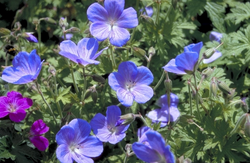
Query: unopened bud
230 113 248 135
91 91 98 103
210 77 218 96
65 27 80 33
141 14 154 24
115 113 135 126
202 67 213 79
92 74 106 84
20 32 38 43
164 78 172 93
84 89 92 100
43 17 57 24
148 47 155 56
227 88 236 100
0 28 11 36
48 65 56 76
203 48 216 59
241 97 249 113
244 115 250 137
133 47 146 57
59 17 68 28
217 80 231 95
84 28 90 34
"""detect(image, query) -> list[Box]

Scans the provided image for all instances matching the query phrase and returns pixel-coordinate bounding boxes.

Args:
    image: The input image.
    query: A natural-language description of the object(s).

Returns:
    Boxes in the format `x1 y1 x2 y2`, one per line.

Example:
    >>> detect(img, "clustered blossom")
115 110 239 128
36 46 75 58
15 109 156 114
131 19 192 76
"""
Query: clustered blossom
108 61 154 107
29 119 49 151
2 49 44 84
147 93 180 127
132 130 175 163
203 31 223 64
56 119 103 163
90 105 130 144
0 91 32 122
163 42 203 75
59 38 107 66
87 0 138 47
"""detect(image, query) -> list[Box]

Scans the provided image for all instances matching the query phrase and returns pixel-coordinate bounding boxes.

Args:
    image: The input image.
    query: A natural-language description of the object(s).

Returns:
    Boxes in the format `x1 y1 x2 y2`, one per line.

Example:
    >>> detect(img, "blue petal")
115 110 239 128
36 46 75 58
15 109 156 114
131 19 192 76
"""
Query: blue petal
2 67 29 84
210 31 222 43
59 40 78 56
137 126 151 139
115 124 130 135
132 142 162 162
184 42 203 54
90 22 111 41
156 93 179 108
78 136 103 157
68 119 91 144
56 126 75 145
76 58 100 66
107 132 126 144
146 131 166 155
87 3 108 22
92 46 108 60
30 60 43 81
132 85 153 104
175 52 199 72
118 61 138 82
108 72 126 91
109 26 130 47
117 7 138 29
106 105 121 127
117 87 134 107
56 144 73 163
162 59 187 75
163 145 175 163
14 75 36 84
28 50 42 74
104 0 124 20
59 51 79 63
77 38 98 59
145 6 153 17
203 51 222 64
12 51 33 75
134 66 154 85
26 33 38 43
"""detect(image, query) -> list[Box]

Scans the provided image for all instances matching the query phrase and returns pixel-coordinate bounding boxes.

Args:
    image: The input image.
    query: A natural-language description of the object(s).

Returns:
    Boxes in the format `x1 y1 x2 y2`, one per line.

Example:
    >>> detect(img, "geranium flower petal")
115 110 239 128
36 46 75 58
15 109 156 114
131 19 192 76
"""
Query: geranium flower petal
117 88 134 107
92 46 108 60
175 52 199 72
108 132 126 144
28 50 41 73
30 136 49 151
156 93 179 108
59 40 78 56
90 22 111 41
210 31 222 43
76 58 100 66
59 51 79 63
87 3 108 22
134 66 153 85
68 119 91 143
9 110 26 122
132 85 153 104
163 145 175 163
109 26 130 47
203 51 222 64
12 51 31 74
184 42 203 53
117 61 137 82
30 119 49 135
146 131 166 154
56 126 75 145
16 98 33 111
117 7 138 29
106 105 121 126
56 144 73 163
108 72 126 91
163 59 187 75
13 75 36 84
104 0 124 19
78 136 103 157
77 38 98 59
0 97 9 118
132 142 162 162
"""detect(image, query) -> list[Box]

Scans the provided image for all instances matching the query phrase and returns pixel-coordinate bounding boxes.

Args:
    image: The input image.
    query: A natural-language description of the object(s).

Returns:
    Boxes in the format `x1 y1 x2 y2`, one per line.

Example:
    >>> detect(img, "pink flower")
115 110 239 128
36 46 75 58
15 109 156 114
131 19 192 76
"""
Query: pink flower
29 119 49 151
0 91 33 122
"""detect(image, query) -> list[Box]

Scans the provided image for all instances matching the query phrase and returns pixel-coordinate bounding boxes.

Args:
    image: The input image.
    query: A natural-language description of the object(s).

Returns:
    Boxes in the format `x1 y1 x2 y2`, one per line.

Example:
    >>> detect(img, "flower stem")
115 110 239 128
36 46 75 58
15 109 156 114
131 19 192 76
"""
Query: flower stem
110 45 116 70
193 73 201 120
154 71 165 91
188 81 193 116
69 63 79 94
34 81 58 126
37 24 41 50
5 53 8 66
54 75 63 119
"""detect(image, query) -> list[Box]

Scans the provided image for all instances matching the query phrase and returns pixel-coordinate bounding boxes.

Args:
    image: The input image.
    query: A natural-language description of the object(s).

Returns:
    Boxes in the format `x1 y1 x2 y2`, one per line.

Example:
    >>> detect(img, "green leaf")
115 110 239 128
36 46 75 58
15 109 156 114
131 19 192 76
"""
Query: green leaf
56 86 72 104
226 2 250 24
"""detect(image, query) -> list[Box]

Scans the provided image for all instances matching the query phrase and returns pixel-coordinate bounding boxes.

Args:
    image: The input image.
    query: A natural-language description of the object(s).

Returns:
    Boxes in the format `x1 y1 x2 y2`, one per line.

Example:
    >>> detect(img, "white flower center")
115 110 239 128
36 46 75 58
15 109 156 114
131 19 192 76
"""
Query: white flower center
8 104 16 113
125 80 136 91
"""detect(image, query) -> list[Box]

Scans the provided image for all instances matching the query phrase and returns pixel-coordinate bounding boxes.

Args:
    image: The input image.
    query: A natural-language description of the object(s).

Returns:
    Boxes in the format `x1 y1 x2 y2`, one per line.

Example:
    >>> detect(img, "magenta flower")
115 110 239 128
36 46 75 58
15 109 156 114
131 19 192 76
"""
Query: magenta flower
29 119 49 151
59 38 107 66
108 61 154 107
0 91 32 122
87 0 138 47
90 105 130 144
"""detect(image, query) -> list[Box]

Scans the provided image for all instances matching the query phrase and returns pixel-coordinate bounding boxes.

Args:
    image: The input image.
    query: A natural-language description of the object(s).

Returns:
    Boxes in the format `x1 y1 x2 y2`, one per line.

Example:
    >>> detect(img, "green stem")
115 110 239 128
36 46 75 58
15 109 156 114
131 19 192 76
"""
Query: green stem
154 71 165 91
35 81 58 126
18 39 22 51
147 60 150 68
5 53 8 66
193 74 201 120
54 75 63 119
188 82 193 116
110 45 116 69
37 24 41 50
70 65 79 94
126 48 129 60
80 67 88 117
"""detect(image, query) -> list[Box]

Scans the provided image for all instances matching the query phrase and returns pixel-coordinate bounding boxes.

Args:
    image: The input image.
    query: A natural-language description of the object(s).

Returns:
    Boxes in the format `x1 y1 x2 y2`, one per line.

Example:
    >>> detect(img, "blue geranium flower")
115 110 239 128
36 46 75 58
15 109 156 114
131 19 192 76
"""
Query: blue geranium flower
108 61 154 107
87 0 138 47
56 119 103 163
203 31 223 64
163 42 203 75
132 130 175 163
59 38 107 66
25 33 38 43
140 6 153 17
147 93 180 127
2 50 43 84
90 105 130 144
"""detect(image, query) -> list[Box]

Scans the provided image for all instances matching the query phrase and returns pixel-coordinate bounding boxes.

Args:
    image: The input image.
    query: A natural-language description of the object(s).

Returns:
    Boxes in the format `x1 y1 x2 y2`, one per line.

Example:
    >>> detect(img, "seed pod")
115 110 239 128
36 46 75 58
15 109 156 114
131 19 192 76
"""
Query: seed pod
59 17 68 28
91 91 98 103
202 67 213 79
217 80 231 95
203 48 215 59
0 28 11 36
210 77 218 97
92 74 106 84
164 78 172 93
44 17 57 24
65 27 80 33
133 47 146 57
148 47 156 56
230 113 248 135
244 115 250 137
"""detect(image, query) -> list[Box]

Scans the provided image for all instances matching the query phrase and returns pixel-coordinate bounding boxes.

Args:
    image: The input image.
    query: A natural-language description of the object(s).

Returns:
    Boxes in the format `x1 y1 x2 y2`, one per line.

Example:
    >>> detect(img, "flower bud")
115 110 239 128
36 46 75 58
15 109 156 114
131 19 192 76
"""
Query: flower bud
210 77 218 96
59 17 68 28
65 27 81 33
48 65 56 76
230 113 248 135
133 47 146 57
148 47 155 56
14 22 21 29
44 17 57 24
217 80 231 95
20 32 38 43
202 67 213 79
92 74 106 84
0 28 11 36
84 89 92 100
241 97 249 113
141 14 154 24
227 88 236 100
164 78 172 93
203 48 216 59
91 90 98 103
244 115 250 137
115 113 135 126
